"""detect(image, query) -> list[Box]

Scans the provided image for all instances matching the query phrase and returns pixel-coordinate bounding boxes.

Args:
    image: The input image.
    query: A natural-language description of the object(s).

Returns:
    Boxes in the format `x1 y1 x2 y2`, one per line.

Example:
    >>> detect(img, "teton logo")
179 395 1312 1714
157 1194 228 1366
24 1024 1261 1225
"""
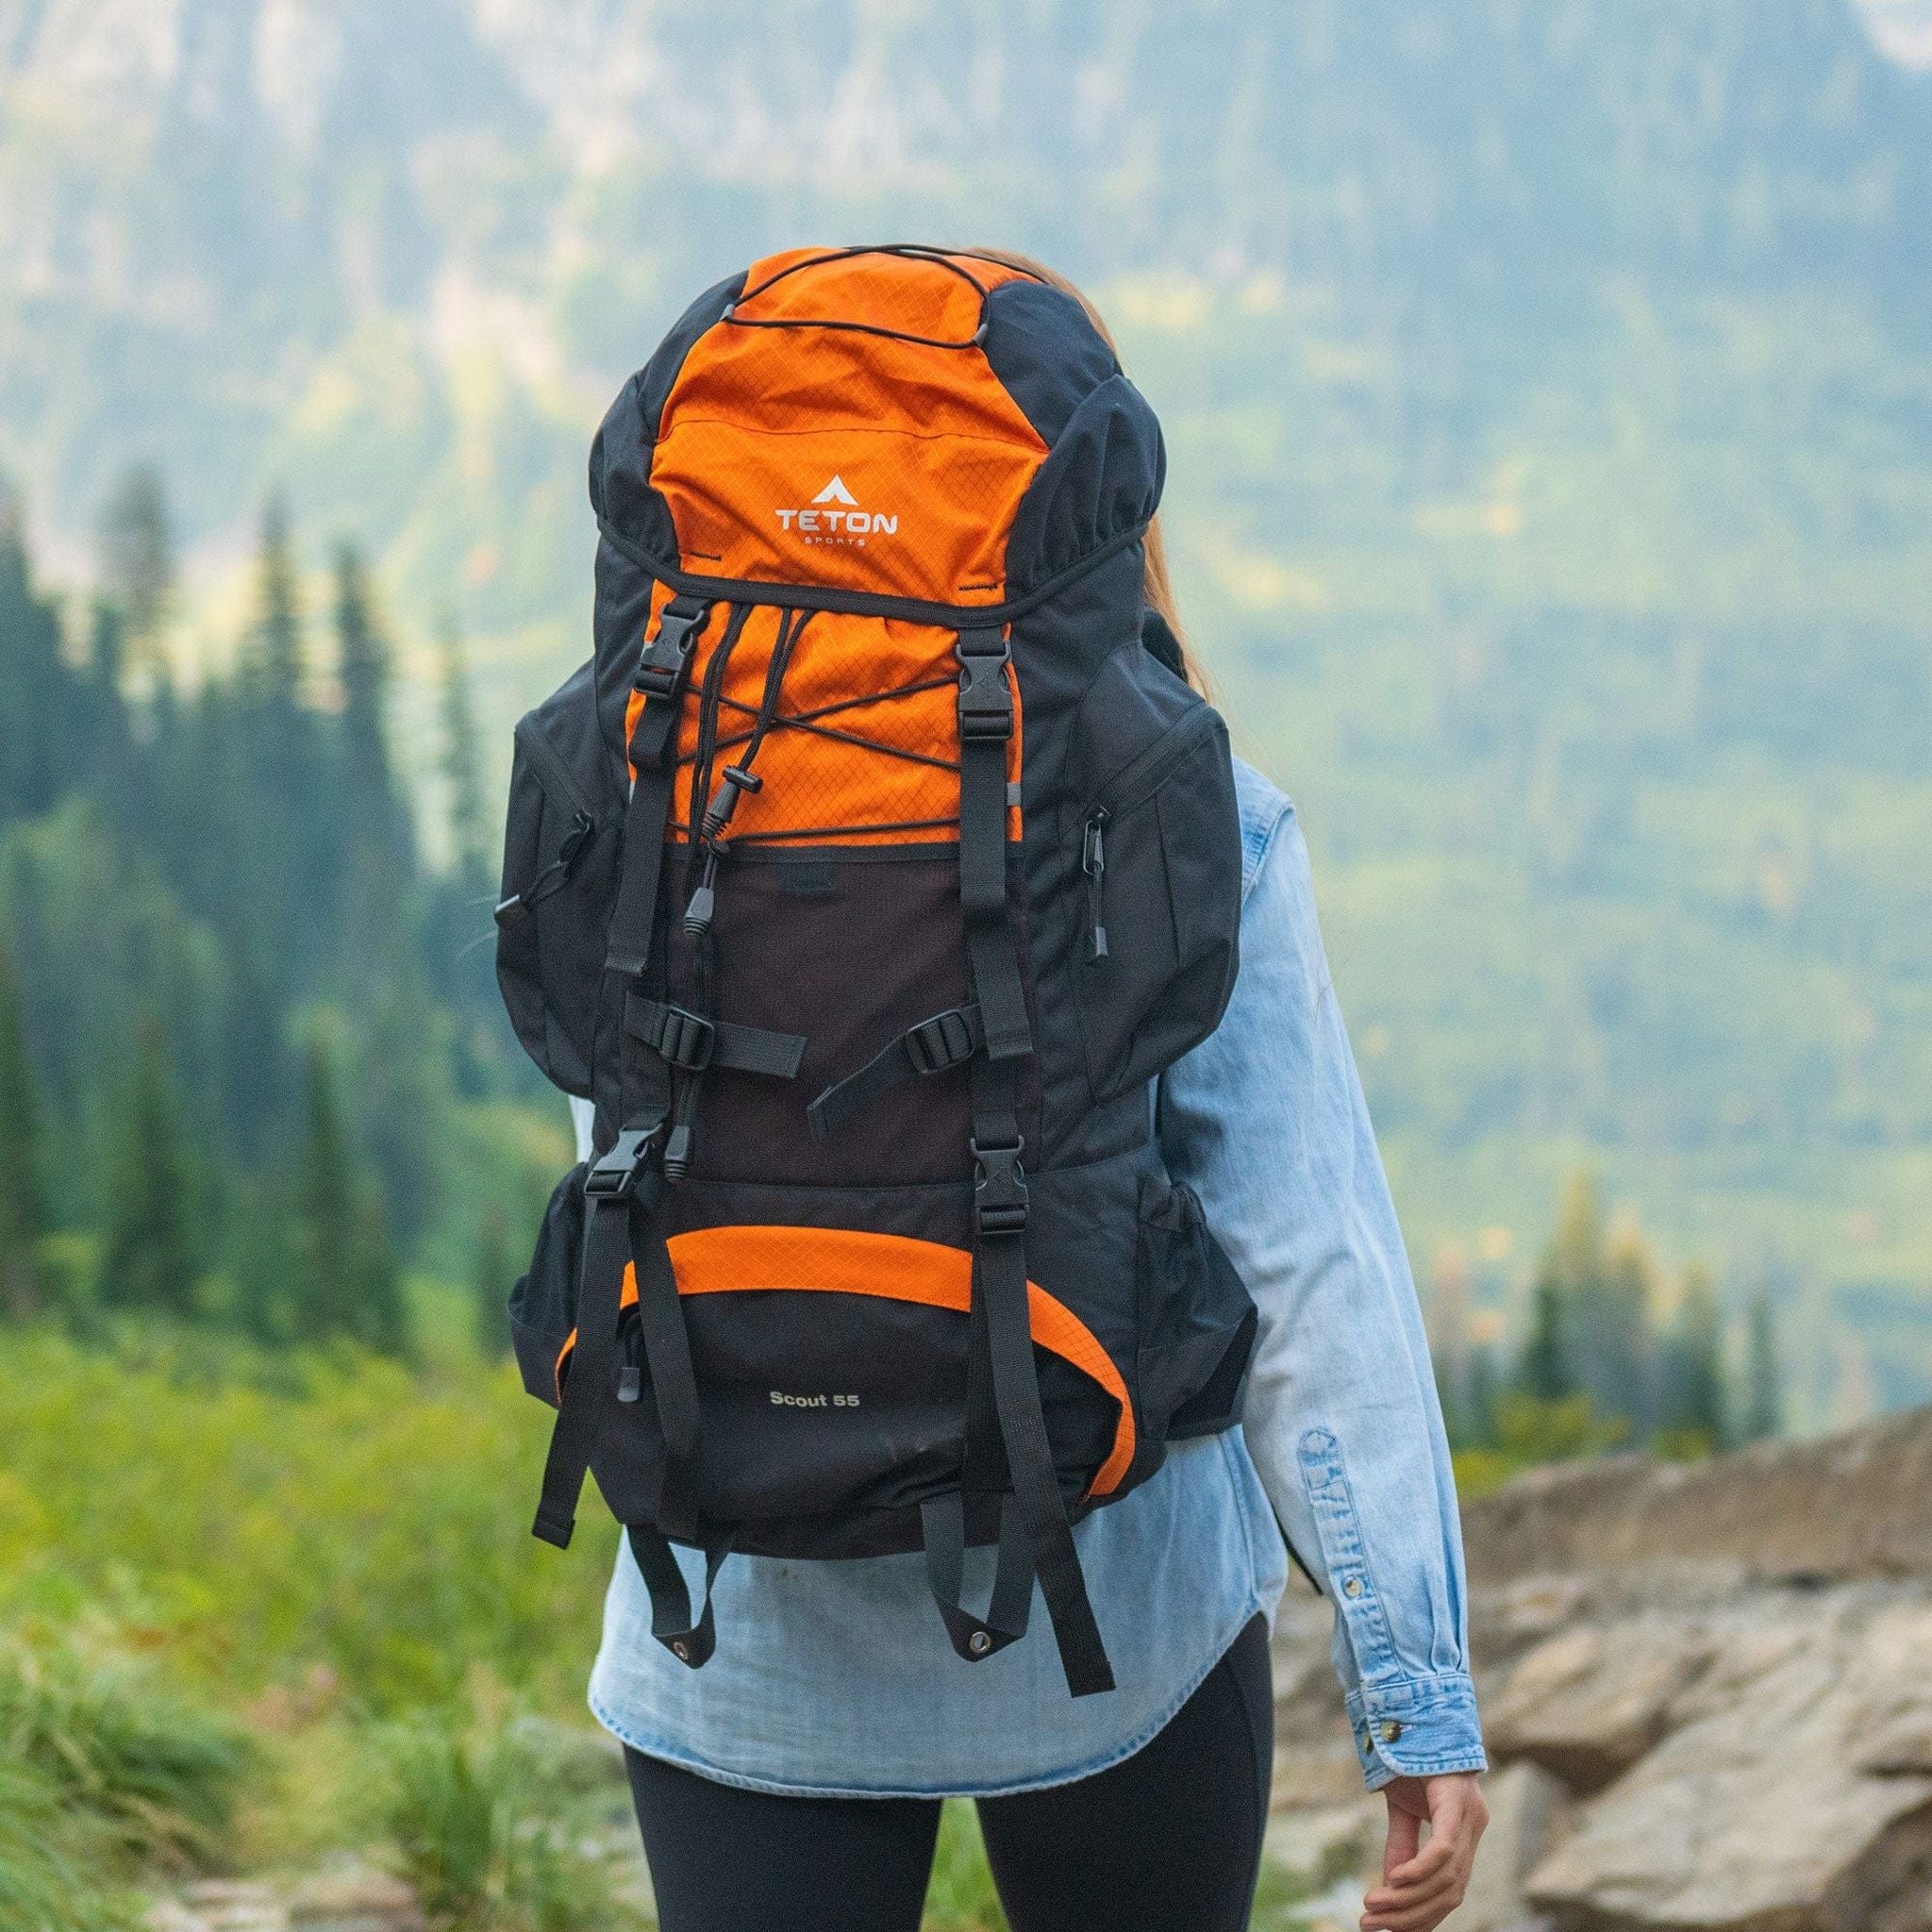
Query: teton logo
774 475 897 544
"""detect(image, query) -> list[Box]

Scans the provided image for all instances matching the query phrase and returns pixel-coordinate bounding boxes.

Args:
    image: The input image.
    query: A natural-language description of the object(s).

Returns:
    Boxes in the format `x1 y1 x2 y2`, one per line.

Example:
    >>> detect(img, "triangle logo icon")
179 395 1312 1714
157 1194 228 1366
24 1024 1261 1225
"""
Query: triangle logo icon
811 475 858 506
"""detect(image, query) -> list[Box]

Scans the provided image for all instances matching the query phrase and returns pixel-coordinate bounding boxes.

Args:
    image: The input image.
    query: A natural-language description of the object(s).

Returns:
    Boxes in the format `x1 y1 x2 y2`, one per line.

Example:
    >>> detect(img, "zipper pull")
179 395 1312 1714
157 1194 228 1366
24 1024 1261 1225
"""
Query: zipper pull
1081 810 1110 960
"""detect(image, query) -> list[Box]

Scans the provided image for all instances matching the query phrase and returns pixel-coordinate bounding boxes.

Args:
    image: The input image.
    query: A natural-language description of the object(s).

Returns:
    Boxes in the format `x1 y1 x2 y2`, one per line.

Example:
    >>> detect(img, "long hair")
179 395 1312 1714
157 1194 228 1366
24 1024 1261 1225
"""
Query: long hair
969 247 1195 689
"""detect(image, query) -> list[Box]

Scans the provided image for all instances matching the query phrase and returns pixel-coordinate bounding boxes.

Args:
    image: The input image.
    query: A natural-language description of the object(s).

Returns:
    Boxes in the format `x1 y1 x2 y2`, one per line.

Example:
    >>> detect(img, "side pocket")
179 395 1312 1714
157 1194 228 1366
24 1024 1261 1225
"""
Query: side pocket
1070 641 1241 1101
1135 1173 1256 1443
508 1164 587 1408
495 661 625 1096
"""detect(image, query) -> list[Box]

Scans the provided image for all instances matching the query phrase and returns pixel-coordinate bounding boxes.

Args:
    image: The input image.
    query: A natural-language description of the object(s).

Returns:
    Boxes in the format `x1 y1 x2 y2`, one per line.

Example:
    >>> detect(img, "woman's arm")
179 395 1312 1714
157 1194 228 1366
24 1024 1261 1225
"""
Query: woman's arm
1158 772 1487 1792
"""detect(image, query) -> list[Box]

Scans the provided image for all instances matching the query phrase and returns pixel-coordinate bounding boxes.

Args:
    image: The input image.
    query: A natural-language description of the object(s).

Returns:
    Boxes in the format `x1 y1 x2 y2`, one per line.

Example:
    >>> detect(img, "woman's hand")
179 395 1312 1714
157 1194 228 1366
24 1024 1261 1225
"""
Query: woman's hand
1359 1772 1488 1931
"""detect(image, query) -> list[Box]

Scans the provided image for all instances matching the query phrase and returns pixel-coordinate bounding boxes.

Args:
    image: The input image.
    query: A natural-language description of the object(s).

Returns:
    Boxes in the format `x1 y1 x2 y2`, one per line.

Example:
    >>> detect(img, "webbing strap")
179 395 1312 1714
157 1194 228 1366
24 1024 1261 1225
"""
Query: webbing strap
625 1524 733 1669
625 993 807 1080
532 1129 664 1550
950 625 1112 1698
806 1003 984 1140
955 629 1031 1061
973 1141 1114 1697
605 597 710 978
634 1206 702 1541
921 1491 1033 1664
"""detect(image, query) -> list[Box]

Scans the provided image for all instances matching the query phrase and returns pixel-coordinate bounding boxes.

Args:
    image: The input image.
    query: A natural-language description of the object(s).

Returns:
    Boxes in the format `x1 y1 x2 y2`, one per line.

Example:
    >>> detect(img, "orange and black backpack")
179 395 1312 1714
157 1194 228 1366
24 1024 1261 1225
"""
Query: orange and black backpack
495 246 1255 1697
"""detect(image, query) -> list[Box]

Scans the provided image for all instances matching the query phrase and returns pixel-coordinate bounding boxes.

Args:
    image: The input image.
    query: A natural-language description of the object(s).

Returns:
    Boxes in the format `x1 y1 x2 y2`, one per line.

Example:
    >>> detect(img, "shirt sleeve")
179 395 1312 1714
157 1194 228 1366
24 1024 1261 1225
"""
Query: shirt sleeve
1158 791 1488 1790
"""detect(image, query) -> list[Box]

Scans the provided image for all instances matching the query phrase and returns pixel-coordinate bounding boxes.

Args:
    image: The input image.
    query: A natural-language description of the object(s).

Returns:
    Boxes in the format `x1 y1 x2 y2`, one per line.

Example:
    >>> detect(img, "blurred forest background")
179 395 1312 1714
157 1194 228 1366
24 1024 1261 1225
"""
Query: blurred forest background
0 0 1928 1924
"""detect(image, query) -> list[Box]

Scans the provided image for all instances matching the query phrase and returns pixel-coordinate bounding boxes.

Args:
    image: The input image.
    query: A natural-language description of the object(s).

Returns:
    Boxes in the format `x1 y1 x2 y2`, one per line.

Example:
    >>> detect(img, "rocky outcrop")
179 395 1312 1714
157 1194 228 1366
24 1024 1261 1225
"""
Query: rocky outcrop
1269 1409 1932 1932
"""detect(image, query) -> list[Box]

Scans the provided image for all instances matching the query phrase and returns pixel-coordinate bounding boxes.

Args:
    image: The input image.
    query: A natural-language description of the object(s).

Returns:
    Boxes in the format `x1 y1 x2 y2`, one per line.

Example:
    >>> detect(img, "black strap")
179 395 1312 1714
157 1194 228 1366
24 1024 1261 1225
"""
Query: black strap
606 597 711 978
950 625 1112 1698
626 993 807 1080
806 1003 983 1140
532 1124 664 1549
633 1202 703 1541
922 1491 1033 1664
955 629 1031 1061
626 1524 734 1668
972 1137 1114 1697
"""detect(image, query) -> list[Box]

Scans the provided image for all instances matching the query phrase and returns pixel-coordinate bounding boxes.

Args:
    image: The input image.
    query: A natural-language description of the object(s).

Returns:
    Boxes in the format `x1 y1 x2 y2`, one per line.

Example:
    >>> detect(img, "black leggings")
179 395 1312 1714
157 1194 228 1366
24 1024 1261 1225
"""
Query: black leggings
625 1614 1272 1932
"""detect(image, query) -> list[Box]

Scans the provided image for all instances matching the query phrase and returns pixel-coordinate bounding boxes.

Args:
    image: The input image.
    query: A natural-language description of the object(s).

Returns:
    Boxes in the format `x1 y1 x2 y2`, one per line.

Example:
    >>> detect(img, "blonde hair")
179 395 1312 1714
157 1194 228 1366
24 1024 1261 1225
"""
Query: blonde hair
969 247 1193 687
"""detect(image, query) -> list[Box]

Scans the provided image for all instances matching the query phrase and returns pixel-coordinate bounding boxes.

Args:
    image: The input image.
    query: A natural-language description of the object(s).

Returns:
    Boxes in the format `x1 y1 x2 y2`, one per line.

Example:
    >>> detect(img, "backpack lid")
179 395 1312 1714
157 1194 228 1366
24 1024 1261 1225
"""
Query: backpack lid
590 245 1165 613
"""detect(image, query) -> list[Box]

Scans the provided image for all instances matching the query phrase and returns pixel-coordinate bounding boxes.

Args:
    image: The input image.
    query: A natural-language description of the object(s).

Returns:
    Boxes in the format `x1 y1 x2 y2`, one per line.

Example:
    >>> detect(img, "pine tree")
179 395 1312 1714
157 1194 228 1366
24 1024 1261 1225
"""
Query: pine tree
249 493 306 714
97 464 175 663
334 541 410 867
99 1016 202 1321
0 949 46 1320
473 1201 512 1358
1741 1285 1783 1442
0 494 70 818
439 613 491 896
1518 1268 1574 1400
1657 1263 1728 1453
293 1039 408 1356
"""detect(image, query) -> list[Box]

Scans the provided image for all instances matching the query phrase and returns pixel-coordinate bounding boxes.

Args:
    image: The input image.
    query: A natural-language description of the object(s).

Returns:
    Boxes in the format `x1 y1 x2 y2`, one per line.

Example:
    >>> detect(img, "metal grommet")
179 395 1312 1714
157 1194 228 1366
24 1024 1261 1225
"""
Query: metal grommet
671 1640 691 1662
967 1628 991 1657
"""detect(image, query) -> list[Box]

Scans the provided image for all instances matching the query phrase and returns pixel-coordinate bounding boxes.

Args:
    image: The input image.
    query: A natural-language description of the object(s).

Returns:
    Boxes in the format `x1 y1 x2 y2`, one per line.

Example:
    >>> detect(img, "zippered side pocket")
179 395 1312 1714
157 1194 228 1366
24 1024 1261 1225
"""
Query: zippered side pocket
1068 642 1241 1101
496 661 625 1096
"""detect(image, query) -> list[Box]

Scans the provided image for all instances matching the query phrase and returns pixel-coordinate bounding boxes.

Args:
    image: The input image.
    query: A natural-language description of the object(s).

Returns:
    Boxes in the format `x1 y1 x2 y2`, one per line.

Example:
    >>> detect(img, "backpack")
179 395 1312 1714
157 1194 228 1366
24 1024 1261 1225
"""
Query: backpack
495 246 1256 1698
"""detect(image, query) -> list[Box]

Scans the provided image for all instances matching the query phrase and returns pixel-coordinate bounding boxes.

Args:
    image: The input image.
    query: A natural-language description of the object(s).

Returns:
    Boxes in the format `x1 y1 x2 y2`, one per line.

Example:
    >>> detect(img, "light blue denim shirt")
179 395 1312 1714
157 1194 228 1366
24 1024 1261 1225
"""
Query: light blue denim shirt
580 759 1486 1797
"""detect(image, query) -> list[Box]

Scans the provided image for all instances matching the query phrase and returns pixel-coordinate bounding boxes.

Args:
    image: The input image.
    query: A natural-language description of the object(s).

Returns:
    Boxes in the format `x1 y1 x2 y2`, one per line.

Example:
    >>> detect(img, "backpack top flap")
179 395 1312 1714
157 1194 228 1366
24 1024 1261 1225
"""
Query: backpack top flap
588 246 1165 616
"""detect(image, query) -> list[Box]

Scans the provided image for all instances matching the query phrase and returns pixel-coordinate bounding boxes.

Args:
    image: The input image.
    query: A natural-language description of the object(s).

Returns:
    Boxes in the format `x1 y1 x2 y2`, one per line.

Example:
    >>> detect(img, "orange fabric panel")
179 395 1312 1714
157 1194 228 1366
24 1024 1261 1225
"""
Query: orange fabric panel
553 1223 1136 1500
622 593 1023 845
668 1224 1135 1500
647 250 1049 604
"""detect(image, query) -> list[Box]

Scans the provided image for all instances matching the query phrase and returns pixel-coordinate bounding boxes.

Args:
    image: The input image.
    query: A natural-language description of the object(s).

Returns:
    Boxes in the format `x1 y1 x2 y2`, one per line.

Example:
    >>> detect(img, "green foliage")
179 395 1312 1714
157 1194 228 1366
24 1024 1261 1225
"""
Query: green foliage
367 1703 641 1932
0 947 44 1319
0 1627 254 1874
99 1014 207 1322
0 1757 142 1932
96 463 174 659
0 1328 604 1713
922 1802 1007 1931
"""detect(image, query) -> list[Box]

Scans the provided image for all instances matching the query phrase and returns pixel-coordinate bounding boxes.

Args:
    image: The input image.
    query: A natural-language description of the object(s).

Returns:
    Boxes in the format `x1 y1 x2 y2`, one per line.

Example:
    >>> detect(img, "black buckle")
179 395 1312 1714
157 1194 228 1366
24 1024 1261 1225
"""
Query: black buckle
956 631 1013 742
649 1003 716 1072
635 597 709 700
584 1121 665 1202
908 1008 976 1076
971 1136 1028 1238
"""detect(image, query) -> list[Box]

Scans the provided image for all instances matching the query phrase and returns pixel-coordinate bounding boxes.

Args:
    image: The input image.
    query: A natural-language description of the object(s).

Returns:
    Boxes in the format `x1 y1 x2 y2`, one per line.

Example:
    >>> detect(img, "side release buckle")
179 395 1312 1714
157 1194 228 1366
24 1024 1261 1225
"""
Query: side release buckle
970 1136 1028 1239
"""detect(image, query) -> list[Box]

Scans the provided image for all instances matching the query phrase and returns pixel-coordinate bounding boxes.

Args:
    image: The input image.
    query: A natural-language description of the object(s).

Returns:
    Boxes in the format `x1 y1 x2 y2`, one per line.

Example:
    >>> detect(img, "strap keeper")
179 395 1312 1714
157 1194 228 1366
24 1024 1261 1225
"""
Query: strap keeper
956 629 1013 741
645 1003 715 1072
585 1121 665 1202
908 1005 980 1076
971 1136 1028 1239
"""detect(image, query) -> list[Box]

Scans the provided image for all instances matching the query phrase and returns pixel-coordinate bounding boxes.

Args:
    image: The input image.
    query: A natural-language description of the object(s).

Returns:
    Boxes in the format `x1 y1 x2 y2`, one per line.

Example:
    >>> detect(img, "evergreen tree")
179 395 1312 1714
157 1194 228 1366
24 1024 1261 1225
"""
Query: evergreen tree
334 541 411 869
439 613 491 895
1518 1268 1574 1400
1741 1284 1783 1442
97 465 175 663
1657 1263 1728 1453
293 1039 408 1356
247 493 306 714
0 948 45 1319
0 494 71 818
473 1201 512 1358
1586 1223 1658 1435
99 1016 202 1320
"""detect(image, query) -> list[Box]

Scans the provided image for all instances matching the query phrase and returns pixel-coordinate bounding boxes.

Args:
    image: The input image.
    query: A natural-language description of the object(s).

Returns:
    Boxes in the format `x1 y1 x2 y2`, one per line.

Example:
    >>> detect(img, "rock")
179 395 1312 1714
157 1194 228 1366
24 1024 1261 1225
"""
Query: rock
1483 1619 1718 1790
1461 1410 1932 1591
1439 1762 1570 1932
175 1882 289 1932
286 1862 425 1931
1263 1798 1382 1889
1524 1601 1932 1930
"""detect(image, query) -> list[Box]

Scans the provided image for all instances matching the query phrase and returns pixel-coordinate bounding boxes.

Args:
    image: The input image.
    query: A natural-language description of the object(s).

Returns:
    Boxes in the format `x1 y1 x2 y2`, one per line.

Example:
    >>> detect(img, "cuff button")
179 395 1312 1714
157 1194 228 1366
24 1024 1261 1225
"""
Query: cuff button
1379 1720 1404 1743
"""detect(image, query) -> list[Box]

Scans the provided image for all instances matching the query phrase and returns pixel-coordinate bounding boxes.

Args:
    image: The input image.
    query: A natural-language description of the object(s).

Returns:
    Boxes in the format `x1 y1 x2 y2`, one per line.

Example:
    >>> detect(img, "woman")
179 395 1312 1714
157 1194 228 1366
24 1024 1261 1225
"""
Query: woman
574 255 1488 1932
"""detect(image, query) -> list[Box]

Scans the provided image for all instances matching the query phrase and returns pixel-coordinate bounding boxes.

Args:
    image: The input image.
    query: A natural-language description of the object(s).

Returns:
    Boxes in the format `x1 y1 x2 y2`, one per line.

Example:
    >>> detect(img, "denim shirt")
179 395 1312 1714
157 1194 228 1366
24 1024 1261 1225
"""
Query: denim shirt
581 759 1486 1797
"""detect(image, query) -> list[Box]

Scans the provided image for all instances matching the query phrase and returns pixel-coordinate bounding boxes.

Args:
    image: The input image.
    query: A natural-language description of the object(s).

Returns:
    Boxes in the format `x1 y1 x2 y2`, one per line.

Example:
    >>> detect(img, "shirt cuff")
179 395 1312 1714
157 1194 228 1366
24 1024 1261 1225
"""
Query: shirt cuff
1344 1672 1489 1790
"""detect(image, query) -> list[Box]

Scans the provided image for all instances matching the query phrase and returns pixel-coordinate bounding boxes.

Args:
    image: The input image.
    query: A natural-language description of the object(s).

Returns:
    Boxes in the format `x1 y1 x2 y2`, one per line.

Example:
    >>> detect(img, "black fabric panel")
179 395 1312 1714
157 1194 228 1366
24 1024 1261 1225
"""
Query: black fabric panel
981 277 1120 447
1005 375 1165 597
636 269 747 442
